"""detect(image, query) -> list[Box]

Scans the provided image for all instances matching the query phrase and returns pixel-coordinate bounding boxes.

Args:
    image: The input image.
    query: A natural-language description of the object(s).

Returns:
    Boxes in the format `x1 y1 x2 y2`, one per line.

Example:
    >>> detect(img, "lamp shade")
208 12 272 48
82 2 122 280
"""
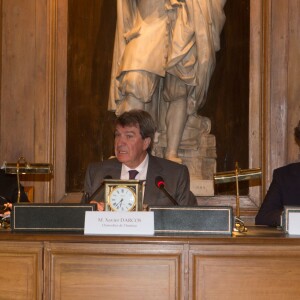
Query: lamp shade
214 168 261 184
2 162 53 174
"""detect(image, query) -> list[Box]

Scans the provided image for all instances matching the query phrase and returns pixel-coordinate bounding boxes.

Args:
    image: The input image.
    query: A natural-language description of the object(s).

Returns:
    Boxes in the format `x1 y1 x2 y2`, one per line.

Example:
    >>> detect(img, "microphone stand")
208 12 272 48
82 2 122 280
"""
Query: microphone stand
155 176 178 206
159 188 178 206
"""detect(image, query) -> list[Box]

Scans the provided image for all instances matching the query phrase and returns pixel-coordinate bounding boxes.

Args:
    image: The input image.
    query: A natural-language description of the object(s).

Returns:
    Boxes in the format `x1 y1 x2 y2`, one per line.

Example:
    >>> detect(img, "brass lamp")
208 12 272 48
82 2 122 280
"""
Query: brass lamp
1 156 53 202
214 162 261 233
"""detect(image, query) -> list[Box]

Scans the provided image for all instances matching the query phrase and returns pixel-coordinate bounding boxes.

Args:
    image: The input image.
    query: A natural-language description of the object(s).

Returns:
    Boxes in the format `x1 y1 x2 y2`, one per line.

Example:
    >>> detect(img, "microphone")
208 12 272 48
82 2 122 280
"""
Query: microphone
155 176 178 206
85 175 112 203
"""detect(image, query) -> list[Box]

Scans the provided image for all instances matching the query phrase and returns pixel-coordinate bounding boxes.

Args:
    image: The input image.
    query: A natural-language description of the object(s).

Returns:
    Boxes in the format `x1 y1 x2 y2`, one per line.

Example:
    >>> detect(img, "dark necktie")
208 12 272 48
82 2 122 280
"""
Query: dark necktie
128 170 139 179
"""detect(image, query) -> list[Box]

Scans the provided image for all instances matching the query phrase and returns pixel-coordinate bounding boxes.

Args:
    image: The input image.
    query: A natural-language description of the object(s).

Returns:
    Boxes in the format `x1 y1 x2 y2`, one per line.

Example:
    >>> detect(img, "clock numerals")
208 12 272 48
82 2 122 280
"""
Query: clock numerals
109 186 136 211
104 180 143 212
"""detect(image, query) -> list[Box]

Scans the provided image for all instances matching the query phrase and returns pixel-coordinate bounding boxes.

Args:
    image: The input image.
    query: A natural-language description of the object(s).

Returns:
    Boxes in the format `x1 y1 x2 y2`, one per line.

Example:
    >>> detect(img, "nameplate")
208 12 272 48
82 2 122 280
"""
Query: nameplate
84 211 155 236
283 206 300 235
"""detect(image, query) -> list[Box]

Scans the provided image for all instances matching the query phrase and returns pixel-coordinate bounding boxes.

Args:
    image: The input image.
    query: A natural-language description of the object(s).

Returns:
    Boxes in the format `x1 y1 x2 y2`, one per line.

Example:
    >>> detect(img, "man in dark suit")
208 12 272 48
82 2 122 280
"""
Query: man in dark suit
255 121 300 226
82 109 197 209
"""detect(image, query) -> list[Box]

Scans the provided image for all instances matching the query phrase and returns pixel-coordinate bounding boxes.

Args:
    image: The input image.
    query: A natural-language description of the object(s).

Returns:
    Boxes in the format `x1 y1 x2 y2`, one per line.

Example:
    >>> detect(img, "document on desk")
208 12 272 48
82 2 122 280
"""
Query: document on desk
84 211 154 235
288 212 300 235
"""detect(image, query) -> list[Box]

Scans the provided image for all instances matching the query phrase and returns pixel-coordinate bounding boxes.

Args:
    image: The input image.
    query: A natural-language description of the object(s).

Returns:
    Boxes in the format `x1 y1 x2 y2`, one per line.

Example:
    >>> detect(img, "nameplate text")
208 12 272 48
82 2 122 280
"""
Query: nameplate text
84 211 154 235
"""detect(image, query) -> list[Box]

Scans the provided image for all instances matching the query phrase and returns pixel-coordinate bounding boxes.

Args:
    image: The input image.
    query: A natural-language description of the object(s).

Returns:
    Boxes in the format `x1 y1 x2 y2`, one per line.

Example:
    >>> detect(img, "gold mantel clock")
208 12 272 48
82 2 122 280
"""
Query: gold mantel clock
104 179 144 212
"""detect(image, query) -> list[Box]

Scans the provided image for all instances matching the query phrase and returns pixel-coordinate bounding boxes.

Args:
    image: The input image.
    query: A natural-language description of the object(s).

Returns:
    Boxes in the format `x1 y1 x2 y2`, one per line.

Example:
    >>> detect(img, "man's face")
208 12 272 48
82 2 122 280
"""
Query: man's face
114 124 150 169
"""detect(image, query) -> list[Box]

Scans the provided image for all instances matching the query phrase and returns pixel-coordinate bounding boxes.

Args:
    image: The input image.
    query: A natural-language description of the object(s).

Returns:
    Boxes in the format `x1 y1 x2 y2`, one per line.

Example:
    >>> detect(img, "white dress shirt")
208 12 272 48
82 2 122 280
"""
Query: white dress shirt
120 154 149 180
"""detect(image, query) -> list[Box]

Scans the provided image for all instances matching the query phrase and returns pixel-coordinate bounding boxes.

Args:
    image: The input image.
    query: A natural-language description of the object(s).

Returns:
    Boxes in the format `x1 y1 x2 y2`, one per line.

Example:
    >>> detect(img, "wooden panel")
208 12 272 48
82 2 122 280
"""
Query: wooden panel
0 0 52 202
262 0 300 191
287 0 300 162
264 0 289 183
0 241 43 299
45 243 185 300
1 228 300 299
53 0 68 201
190 244 300 299
248 0 263 202
202 0 250 175
270 1 289 167
66 0 117 192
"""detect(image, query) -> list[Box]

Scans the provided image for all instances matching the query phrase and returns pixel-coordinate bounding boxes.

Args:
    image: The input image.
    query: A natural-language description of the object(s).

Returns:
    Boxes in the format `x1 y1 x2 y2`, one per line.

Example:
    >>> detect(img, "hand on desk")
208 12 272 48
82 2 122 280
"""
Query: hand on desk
90 200 105 211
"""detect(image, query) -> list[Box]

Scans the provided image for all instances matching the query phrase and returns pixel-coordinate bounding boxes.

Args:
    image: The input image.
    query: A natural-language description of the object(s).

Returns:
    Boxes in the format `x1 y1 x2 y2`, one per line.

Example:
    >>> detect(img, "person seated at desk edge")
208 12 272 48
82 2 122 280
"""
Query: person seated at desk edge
82 109 197 210
255 120 300 226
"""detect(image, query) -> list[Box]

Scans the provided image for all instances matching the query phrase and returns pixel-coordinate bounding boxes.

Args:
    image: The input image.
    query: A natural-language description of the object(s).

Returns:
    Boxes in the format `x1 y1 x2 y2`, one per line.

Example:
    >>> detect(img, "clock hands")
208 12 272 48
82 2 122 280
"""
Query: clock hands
115 198 124 209
109 186 135 211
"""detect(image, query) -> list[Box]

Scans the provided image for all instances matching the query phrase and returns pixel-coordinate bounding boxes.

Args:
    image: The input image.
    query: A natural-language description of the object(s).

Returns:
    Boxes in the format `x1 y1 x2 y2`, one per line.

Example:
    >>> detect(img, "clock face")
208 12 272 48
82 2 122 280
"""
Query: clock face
108 186 136 211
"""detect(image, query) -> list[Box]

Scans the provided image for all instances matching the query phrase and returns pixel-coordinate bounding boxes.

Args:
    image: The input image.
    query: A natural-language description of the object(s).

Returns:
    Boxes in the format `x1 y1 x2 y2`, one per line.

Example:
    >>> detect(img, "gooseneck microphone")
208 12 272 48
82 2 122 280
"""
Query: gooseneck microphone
85 175 112 203
155 176 178 206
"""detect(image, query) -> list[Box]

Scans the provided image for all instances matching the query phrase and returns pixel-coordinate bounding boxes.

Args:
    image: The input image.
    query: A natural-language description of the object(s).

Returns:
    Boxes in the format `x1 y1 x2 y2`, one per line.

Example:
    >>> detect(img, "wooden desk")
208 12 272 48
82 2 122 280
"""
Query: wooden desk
0 227 300 299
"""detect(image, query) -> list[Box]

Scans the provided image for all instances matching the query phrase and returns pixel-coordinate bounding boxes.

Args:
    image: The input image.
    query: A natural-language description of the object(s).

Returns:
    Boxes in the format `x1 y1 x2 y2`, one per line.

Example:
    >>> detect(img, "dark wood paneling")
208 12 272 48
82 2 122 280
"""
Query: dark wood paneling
202 0 250 172
201 0 250 194
67 0 117 192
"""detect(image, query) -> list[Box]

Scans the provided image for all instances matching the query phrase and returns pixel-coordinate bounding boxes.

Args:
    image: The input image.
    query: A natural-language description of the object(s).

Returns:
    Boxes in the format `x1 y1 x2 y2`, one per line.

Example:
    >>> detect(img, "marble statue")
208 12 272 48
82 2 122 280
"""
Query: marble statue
108 0 226 194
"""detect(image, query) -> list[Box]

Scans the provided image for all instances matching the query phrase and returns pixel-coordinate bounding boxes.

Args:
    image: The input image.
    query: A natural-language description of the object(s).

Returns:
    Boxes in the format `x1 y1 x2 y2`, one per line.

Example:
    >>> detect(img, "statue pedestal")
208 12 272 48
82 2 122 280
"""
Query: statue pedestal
178 134 216 176
154 115 217 196
179 133 216 196
190 178 214 196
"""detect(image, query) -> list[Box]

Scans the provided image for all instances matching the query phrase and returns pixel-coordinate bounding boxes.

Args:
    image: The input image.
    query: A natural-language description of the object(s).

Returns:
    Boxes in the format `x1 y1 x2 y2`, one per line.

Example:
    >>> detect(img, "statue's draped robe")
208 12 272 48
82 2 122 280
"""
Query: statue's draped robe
108 0 226 116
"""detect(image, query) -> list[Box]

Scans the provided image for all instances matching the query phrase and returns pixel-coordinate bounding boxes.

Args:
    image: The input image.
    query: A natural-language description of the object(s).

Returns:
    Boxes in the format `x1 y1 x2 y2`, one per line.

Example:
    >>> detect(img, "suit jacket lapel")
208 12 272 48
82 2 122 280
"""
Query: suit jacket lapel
106 158 122 179
143 155 164 204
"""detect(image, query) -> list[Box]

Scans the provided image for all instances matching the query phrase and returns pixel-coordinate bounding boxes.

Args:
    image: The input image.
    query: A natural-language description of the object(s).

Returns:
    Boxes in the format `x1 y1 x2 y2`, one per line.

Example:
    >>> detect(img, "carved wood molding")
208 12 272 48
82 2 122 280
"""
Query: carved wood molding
49 0 68 202
47 0 58 202
248 0 265 209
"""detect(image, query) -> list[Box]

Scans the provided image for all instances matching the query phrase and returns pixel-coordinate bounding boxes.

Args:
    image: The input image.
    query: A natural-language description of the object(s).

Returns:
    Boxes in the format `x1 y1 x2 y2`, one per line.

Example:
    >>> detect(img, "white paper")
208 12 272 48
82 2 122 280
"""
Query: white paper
84 211 154 236
288 212 300 235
